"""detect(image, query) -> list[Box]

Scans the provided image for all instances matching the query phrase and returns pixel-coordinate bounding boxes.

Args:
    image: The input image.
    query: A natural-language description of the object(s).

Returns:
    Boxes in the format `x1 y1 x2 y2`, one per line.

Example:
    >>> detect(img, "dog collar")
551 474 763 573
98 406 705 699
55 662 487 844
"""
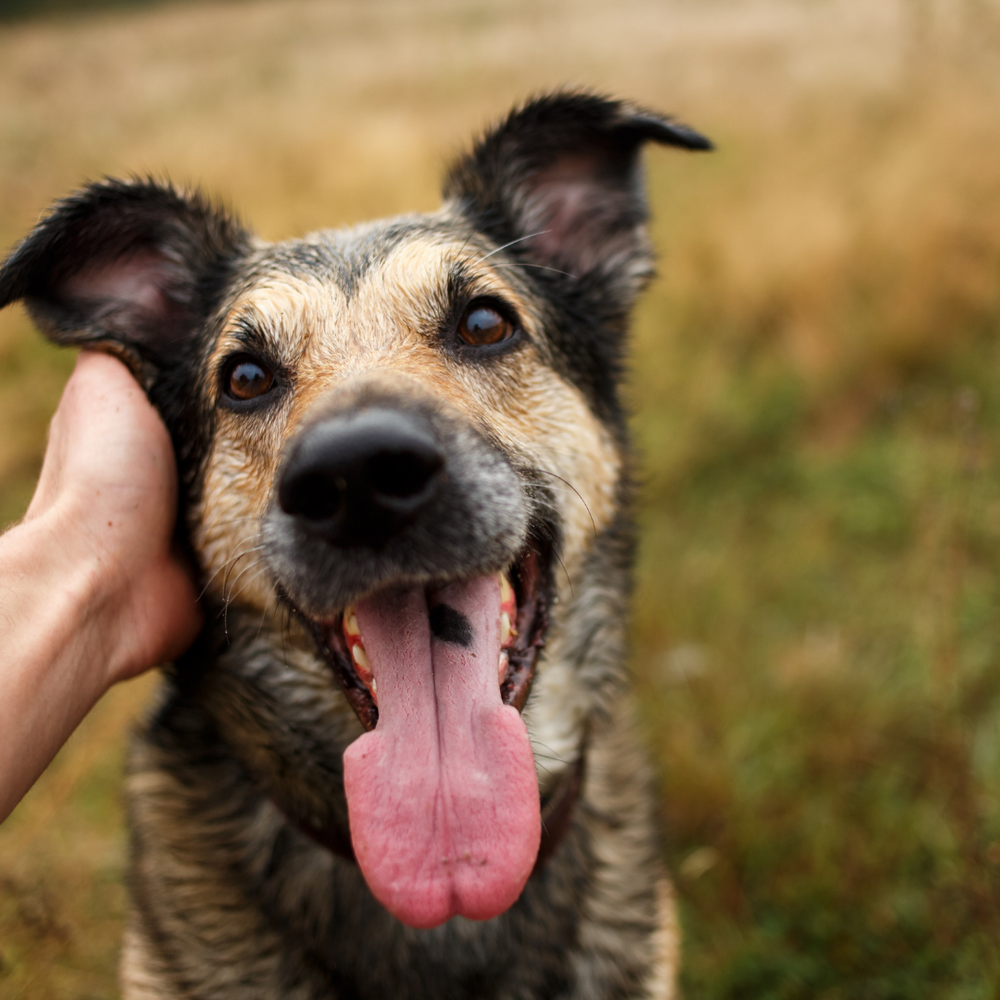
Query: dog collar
275 754 585 876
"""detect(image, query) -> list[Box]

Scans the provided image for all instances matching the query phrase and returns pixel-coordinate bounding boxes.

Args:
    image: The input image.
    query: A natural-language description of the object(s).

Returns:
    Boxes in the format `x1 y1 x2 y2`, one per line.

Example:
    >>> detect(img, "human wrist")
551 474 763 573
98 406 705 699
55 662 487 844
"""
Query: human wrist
0 511 129 821
10 501 132 696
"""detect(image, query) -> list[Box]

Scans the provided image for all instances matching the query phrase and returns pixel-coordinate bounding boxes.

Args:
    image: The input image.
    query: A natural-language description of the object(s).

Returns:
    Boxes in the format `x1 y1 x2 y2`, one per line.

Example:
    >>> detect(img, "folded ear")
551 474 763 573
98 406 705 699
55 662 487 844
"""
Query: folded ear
443 91 712 318
0 178 251 383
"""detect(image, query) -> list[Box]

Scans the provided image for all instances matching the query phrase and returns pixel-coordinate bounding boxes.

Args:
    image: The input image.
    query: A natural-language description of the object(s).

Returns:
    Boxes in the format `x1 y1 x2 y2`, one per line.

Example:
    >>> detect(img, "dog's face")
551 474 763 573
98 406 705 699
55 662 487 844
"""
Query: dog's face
0 93 709 930
198 220 598 623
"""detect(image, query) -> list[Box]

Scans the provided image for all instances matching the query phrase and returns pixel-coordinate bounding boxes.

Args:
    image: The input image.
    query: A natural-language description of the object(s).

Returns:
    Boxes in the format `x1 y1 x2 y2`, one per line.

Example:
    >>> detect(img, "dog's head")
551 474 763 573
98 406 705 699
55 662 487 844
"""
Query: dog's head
0 92 710 929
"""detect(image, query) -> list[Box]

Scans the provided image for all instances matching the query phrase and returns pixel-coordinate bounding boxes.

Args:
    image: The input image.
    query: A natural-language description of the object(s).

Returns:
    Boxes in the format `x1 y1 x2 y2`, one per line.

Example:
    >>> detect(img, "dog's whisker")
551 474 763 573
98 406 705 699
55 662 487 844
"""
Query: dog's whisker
220 550 251 603
473 229 552 264
198 542 260 605
222 548 266 592
524 466 598 539
531 742 572 765
224 561 266 609
196 559 233 602
203 514 262 529
552 548 574 598
220 573 269 635
255 590 276 641
530 482 592 508
490 262 578 280
215 544 268 641
217 543 266 585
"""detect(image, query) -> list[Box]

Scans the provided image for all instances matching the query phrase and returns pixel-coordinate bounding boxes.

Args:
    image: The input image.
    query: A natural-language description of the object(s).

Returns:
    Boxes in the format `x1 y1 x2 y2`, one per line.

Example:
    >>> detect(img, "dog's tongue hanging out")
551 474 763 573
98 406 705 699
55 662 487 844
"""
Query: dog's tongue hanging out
342 574 541 929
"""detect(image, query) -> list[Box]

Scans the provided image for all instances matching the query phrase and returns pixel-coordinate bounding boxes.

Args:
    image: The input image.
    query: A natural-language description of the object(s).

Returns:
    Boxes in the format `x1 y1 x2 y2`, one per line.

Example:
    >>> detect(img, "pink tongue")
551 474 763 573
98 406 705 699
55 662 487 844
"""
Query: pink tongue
342 575 541 929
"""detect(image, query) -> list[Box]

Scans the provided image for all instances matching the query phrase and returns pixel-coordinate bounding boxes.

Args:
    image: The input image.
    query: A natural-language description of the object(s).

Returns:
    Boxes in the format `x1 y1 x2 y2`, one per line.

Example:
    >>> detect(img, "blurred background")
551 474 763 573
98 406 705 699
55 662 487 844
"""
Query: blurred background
1 0 1000 996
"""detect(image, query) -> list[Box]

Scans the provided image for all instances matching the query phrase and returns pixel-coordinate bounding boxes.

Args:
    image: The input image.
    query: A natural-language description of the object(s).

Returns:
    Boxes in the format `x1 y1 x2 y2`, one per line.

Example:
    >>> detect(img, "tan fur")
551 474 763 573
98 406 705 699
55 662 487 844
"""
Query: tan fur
646 880 682 1000
192 225 619 628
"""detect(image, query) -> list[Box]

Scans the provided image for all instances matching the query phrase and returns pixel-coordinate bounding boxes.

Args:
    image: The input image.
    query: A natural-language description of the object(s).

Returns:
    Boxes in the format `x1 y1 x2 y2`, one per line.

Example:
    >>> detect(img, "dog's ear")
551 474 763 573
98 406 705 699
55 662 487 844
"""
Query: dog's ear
443 91 712 317
0 178 251 382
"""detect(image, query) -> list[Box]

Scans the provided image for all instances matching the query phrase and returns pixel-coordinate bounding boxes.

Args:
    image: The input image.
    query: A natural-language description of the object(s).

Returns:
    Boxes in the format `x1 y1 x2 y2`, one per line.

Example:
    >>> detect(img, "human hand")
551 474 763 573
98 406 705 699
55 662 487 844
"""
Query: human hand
0 350 201 821
23 350 203 686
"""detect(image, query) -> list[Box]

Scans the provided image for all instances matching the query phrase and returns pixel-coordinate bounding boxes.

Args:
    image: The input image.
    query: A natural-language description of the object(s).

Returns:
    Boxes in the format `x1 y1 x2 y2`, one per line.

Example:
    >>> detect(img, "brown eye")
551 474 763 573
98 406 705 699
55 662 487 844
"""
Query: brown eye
226 358 274 401
458 304 513 346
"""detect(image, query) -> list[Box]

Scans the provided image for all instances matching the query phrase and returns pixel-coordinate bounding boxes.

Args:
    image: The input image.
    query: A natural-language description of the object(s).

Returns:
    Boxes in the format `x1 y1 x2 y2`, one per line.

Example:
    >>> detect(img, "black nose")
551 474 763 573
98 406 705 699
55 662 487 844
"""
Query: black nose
278 409 445 547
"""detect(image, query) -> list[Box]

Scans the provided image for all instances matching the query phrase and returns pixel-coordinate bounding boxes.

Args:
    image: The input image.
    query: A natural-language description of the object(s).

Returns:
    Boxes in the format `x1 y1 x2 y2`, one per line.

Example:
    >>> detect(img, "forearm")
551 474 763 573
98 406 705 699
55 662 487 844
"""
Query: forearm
0 511 122 822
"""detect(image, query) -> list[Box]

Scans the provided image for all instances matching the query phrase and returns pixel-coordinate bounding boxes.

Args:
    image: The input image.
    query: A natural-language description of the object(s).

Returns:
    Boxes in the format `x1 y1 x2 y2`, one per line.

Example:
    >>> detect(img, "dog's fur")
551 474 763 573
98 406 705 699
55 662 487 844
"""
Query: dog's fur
0 93 710 999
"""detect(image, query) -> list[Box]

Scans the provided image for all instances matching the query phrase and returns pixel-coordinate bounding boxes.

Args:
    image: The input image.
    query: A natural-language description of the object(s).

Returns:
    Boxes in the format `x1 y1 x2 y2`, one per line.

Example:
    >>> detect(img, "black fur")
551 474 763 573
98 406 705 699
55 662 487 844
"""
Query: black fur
0 177 251 501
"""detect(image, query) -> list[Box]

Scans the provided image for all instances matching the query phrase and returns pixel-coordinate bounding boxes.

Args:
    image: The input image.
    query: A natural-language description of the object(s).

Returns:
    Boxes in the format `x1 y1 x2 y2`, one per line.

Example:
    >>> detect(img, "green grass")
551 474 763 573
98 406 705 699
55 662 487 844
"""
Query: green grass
633 334 1000 997
2 0 1000 995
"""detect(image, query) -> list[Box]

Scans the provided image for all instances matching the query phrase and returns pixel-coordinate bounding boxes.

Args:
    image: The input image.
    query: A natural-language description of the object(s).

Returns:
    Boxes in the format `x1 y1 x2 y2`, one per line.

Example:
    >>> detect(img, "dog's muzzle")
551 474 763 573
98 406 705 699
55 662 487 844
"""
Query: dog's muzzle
264 390 528 617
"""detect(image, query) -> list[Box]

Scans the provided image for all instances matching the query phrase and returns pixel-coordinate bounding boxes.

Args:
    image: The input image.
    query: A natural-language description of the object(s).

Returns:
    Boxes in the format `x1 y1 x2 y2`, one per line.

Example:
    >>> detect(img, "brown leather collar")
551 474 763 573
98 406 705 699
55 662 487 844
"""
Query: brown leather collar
277 754 584 876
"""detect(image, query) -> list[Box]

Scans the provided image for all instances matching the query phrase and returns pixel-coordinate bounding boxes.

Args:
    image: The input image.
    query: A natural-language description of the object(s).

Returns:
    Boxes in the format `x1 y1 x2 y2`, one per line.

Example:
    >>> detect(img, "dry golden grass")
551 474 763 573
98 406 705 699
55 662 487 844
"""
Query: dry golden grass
2 0 1000 996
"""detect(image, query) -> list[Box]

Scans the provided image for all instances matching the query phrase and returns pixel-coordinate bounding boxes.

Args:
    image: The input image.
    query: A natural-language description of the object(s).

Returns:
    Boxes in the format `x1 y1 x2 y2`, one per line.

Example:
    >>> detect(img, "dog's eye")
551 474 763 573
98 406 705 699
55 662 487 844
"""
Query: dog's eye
458 304 513 346
225 357 274 401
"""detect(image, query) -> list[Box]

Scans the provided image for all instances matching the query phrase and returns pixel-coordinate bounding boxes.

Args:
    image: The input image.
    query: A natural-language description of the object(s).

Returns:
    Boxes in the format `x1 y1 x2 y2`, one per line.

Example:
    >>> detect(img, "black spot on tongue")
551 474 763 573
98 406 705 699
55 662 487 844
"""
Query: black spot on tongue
429 603 474 647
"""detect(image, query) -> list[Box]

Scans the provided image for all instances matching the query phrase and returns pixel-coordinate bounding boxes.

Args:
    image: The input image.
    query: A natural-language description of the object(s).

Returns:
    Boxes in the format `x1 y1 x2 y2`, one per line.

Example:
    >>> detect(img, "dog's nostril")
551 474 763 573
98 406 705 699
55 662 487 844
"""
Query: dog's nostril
367 448 443 500
280 470 346 522
278 409 445 545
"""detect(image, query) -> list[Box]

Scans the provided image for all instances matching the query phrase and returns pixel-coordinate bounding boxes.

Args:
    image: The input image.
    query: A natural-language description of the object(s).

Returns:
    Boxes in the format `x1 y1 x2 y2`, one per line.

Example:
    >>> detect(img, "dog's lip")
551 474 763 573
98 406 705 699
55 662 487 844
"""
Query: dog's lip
305 543 550 732
499 545 548 712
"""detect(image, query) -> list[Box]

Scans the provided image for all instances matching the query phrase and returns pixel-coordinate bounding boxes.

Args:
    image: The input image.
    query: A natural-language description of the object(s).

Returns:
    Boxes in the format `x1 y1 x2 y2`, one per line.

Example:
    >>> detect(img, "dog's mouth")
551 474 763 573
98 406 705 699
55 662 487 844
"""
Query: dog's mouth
313 544 549 732
302 543 551 929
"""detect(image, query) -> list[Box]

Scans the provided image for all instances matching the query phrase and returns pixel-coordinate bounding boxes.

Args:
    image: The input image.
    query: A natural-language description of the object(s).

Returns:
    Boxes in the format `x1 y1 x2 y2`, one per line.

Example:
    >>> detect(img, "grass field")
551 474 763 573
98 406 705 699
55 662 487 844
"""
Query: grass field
2 0 1000 996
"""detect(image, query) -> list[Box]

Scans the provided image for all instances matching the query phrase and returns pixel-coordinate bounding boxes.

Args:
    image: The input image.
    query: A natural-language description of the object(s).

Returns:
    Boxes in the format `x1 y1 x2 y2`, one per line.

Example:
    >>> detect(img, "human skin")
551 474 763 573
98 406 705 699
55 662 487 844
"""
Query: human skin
0 351 202 823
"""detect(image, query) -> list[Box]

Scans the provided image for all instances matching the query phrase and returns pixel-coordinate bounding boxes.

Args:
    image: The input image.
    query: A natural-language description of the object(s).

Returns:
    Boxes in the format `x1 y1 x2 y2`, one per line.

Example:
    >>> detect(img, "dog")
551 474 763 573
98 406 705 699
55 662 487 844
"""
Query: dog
0 92 710 999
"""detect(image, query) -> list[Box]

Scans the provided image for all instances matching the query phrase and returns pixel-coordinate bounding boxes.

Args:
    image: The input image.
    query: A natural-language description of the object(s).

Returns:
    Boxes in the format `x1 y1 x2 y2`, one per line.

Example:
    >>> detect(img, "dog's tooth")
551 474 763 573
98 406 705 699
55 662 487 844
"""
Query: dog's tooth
352 643 371 673
500 611 512 645
498 573 513 606
352 642 377 704
344 607 360 637
498 650 508 685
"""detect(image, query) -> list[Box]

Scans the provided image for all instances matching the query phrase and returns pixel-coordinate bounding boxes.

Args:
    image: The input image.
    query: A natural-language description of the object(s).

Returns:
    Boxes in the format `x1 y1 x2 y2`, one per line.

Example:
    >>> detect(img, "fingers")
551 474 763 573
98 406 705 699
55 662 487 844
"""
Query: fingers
28 350 174 521
28 349 202 683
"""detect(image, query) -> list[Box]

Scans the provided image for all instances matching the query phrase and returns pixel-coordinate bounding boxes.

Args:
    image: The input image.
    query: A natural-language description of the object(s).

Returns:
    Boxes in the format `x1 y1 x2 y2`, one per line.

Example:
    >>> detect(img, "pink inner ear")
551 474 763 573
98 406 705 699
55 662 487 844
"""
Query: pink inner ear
528 179 596 263
62 249 178 318
520 153 634 277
